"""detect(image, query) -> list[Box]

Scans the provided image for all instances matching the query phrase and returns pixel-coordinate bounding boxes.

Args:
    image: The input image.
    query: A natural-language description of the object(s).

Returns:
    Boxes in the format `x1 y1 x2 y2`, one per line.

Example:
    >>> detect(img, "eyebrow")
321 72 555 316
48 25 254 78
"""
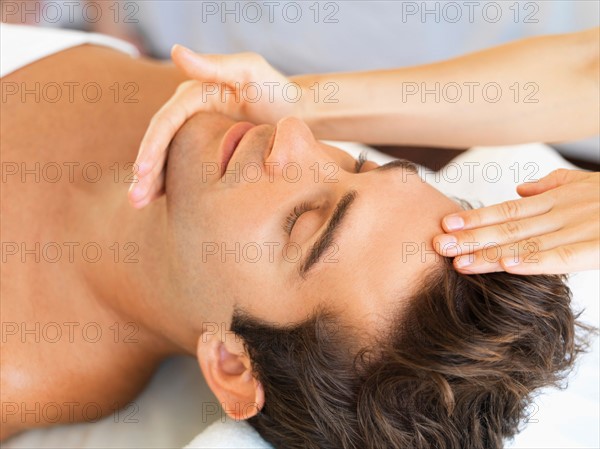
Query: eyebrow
298 158 419 279
372 158 419 175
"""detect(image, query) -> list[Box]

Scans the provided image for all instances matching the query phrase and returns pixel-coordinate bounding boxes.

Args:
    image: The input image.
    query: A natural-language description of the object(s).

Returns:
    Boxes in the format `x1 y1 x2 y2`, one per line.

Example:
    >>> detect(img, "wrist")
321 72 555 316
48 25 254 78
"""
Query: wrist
290 73 354 140
289 74 318 125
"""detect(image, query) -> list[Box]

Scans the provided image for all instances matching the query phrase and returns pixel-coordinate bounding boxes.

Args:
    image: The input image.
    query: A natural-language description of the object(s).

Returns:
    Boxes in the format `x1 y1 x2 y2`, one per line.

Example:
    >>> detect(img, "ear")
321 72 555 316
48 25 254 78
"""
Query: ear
197 330 265 420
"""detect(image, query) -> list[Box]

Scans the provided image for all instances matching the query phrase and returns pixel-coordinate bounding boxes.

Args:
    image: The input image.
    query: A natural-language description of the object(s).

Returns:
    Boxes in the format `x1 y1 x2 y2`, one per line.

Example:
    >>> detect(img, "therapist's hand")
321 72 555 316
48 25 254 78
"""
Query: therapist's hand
129 45 298 208
433 169 600 275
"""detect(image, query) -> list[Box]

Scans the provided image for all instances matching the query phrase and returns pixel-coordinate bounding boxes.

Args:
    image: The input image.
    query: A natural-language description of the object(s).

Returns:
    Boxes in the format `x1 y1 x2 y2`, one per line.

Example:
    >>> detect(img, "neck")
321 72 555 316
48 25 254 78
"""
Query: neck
82 180 204 357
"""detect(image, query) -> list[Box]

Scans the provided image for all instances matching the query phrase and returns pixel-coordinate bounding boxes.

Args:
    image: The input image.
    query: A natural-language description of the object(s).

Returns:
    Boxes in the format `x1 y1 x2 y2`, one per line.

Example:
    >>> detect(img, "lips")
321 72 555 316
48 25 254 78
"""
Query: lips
220 122 256 177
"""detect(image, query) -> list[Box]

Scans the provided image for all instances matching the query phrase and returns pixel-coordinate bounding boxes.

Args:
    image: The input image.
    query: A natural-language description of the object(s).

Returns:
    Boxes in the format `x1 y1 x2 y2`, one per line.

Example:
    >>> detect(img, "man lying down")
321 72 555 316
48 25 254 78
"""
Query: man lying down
1 26 597 448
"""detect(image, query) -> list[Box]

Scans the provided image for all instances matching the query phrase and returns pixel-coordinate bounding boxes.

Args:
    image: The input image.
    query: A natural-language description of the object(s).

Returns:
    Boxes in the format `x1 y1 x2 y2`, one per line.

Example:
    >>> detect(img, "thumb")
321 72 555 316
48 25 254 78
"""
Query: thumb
517 168 581 197
171 45 246 85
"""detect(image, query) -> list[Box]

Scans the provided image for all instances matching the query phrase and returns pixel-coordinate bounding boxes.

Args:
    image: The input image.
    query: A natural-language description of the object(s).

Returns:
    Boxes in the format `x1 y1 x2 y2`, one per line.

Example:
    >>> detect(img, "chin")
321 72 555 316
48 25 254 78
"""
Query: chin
164 112 230 213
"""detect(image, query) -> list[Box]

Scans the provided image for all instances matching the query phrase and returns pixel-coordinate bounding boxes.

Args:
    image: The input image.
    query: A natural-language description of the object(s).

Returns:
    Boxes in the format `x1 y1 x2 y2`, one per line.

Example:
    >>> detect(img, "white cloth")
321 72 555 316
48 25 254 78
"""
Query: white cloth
0 23 139 78
183 418 272 449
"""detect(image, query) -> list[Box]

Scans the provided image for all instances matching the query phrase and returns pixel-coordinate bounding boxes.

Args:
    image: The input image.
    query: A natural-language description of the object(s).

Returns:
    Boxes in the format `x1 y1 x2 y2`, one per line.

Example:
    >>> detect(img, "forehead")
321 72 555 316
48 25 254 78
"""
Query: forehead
281 171 460 334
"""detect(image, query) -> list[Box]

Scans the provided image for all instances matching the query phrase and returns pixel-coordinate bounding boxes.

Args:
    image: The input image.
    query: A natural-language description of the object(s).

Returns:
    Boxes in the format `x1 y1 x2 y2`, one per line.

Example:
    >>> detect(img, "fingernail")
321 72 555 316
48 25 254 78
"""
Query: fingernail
443 215 464 231
502 257 520 267
129 186 145 201
455 256 472 268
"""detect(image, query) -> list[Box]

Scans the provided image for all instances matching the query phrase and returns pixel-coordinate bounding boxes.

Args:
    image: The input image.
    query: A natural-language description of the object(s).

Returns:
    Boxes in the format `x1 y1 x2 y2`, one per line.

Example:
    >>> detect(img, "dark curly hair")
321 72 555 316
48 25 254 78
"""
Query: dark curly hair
231 257 596 449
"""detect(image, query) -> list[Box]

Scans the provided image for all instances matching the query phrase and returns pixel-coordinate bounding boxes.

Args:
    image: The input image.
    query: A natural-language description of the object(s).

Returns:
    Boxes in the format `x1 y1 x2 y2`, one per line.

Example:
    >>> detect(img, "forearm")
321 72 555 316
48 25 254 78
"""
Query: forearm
293 27 599 147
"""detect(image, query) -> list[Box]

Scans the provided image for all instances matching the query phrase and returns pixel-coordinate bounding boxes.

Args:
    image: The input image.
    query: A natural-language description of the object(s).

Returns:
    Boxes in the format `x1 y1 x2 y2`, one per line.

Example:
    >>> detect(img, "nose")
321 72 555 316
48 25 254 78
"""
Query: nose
267 117 317 168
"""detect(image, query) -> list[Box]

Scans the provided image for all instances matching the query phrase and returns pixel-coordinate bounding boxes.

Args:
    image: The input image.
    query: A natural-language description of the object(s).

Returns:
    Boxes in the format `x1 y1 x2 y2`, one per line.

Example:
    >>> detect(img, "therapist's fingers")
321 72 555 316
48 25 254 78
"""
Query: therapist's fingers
439 194 554 234
498 241 600 274
129 164 166 209
439 170 594 233
452 245 598 275
449 226 588 274
129 81 205 205
172 46 293 120
435 213 560 257
136 80 203 174
172 45 267 85
516 168 588 197
436 169 598 274
172 45 293 125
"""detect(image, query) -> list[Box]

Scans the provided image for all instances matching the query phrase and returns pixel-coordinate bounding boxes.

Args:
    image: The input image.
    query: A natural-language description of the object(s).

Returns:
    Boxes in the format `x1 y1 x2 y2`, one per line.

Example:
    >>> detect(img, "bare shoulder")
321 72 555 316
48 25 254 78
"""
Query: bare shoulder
0 44 186 442
1 316 165 441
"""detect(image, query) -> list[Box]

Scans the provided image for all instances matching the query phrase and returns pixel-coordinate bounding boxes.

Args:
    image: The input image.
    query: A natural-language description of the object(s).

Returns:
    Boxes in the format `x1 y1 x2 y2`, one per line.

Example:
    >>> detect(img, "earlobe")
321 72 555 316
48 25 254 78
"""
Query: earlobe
196 331 265 420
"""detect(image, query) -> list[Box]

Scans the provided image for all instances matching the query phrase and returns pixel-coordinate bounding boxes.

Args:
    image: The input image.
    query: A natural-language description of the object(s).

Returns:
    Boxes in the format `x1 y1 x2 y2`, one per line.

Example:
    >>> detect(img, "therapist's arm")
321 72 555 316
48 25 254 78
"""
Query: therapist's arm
296 27 599 146
130 27 599 207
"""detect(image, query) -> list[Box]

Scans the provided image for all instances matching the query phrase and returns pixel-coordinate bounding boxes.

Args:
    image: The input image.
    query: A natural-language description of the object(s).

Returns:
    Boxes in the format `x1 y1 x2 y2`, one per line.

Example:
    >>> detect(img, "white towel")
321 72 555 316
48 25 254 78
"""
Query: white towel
0 23 138 78
184 418 273 449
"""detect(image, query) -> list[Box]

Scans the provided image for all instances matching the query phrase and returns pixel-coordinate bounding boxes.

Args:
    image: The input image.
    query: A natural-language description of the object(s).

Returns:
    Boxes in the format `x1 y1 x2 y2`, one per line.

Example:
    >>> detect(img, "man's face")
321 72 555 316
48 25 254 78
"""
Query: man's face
166 112 461 335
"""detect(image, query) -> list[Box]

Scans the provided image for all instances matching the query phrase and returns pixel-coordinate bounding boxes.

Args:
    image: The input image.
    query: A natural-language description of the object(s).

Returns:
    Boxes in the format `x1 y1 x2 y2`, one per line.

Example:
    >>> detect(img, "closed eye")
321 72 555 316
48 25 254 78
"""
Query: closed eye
283 201 313 235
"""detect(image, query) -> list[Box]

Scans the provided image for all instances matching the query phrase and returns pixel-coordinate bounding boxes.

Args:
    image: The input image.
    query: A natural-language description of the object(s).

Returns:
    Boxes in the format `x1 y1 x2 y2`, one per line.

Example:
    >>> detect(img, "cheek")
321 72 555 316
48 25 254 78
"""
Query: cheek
200 208 281 274
217 185 289 240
